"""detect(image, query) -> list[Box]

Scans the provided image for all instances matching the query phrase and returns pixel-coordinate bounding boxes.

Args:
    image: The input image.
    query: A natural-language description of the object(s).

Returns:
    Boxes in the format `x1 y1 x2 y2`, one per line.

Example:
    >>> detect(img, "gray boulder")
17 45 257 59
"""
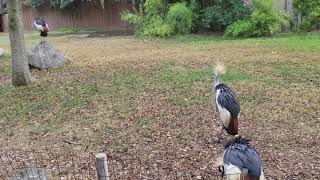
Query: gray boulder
10 167 48 180
27 41 65 69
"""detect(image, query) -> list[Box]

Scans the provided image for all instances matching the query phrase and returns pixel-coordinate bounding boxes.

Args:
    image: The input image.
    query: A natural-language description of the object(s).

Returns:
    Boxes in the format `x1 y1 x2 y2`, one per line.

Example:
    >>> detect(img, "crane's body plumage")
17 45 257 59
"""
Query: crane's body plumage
33 17 49 38
214 65 240 136
221 137 264 180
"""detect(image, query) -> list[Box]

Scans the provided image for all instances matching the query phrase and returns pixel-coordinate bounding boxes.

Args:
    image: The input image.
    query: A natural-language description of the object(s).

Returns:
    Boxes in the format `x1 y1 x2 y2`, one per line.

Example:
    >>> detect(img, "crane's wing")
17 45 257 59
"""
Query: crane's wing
223 142 262 177
215 84 240 118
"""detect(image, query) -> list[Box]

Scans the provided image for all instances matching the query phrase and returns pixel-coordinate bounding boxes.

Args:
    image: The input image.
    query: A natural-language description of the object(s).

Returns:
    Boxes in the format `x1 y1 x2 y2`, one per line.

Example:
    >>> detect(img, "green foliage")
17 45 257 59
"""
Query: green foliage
30 0 45 7
145 0 164 15
189 0 200 32
29 0 76 8
122 0 173 37
293 0 320 30
121 9 144 33
142 16 173 37
167 3 194 34
225 0 289 37
202 0 252 30
122 0 196 37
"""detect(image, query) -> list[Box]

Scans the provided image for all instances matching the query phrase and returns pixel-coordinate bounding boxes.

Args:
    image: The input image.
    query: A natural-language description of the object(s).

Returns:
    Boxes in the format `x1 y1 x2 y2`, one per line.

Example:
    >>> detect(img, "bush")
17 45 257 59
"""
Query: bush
142 16 173 37
167 3 194 34
121 9 144 34
189 0 200 32
122 0 196 37
293 0 320 31
202 0 252 30
122 0 173 37
225 0 289 37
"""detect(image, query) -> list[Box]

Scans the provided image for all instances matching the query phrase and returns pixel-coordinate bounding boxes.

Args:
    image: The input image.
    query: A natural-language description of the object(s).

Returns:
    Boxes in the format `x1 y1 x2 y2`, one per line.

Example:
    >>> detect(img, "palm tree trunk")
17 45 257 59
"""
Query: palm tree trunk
8 0 32 86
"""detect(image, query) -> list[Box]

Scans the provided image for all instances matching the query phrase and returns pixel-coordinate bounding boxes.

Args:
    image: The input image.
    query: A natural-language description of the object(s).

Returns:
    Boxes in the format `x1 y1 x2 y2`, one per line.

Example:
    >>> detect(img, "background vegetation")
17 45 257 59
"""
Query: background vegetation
293 0 320 31
121 0 319 38
22 0 320 37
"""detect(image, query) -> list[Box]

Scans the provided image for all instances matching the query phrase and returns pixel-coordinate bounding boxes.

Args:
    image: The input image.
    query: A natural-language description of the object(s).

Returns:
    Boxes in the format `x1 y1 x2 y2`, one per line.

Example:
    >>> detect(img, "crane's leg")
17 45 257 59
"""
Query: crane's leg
216 126 224 143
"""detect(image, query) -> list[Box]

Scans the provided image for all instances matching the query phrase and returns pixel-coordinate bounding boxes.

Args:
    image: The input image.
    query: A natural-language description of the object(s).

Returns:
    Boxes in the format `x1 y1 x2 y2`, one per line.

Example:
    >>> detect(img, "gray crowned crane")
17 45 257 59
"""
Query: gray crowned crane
213 64 240 142
219 136 265 180
33 17 49 43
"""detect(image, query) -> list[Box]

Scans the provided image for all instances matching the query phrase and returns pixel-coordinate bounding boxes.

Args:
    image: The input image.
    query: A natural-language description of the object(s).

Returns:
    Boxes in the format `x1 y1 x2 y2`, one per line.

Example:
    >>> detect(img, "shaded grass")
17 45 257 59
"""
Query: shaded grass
169 33 320 52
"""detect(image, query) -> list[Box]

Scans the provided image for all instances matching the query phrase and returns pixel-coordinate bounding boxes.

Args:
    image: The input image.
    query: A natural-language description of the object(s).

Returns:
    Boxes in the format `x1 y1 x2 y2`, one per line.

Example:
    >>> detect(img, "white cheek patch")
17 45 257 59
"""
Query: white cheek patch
34 23 44 31
224 163 242 180
216 89 231 128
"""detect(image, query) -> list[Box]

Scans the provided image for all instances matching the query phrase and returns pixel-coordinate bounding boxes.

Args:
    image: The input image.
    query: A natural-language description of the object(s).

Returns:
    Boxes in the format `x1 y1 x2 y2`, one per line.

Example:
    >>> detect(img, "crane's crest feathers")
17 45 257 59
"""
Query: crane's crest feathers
214 63 225 76
213 63 225 88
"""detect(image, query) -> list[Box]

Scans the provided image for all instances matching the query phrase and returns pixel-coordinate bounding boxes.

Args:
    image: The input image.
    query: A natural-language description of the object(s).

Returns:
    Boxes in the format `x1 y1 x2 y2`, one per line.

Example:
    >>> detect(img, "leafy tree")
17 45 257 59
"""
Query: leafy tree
26 0 104 9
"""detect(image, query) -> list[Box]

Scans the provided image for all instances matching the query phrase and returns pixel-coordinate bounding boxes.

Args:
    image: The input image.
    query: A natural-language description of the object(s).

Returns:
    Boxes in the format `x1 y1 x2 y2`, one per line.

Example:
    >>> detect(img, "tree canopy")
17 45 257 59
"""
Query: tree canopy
22 0 105 9
0 0 7 14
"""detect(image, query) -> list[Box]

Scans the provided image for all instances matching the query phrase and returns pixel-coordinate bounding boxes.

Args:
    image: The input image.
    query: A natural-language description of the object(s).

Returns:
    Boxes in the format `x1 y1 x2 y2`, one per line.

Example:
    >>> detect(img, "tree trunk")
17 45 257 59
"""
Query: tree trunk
8 0 31 86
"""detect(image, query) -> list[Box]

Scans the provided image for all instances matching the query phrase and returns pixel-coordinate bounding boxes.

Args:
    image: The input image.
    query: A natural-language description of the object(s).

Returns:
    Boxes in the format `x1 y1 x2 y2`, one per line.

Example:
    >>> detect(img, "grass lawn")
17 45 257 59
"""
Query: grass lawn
0 32 319 178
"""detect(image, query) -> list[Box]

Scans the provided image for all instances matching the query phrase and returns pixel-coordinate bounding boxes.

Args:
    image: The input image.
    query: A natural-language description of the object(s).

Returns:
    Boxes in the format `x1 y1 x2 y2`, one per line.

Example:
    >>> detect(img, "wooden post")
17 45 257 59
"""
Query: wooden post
95 153 109 180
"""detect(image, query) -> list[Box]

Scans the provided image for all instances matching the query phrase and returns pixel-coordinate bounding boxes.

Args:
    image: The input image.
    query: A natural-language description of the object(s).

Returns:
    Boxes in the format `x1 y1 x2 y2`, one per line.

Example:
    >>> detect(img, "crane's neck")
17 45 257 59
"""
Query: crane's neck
214 74 221 88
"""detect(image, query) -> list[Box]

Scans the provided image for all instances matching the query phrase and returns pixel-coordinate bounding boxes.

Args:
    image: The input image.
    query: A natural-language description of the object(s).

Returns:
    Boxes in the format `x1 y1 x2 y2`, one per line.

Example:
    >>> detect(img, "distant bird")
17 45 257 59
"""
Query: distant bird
33 17 49 42
218 136 265 180
213 64 240 142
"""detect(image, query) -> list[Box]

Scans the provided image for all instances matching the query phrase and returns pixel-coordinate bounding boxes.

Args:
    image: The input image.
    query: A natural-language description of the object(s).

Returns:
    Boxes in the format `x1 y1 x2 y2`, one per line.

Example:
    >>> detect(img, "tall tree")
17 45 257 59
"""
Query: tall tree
8 0 32 86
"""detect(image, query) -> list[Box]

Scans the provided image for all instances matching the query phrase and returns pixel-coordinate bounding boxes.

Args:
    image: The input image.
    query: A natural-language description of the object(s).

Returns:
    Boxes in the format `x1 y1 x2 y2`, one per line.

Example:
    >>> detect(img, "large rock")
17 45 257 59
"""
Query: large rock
10 167 48 180
27 41 65 69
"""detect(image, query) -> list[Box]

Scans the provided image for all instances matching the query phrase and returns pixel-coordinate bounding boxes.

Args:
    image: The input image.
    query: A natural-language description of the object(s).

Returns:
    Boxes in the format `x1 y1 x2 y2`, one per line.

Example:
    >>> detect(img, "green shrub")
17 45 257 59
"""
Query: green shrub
145 0 164 16
293 0 320 31
121 0 172 37
225 0 289 37
143 16 173 37
225 20 253 38
167 3 194 34
122 0 197 37
187 0 200 32
202 0 252 30
121 9 144 34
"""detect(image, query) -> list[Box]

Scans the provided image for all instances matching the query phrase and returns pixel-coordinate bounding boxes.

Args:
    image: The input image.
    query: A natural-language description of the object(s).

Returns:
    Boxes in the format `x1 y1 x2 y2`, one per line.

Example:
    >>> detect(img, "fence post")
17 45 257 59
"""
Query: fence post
95 153 109 180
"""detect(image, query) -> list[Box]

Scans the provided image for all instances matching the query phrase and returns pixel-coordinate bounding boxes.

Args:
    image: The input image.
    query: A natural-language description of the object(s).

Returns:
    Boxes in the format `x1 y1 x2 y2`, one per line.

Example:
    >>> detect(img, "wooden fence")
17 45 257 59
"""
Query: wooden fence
21 0 132 31
274 0 304 28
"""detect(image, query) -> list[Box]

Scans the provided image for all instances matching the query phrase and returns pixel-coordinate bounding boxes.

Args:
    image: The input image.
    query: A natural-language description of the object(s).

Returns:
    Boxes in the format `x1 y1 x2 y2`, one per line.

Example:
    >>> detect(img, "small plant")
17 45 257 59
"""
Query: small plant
225 0 289 37
167 3 194 34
